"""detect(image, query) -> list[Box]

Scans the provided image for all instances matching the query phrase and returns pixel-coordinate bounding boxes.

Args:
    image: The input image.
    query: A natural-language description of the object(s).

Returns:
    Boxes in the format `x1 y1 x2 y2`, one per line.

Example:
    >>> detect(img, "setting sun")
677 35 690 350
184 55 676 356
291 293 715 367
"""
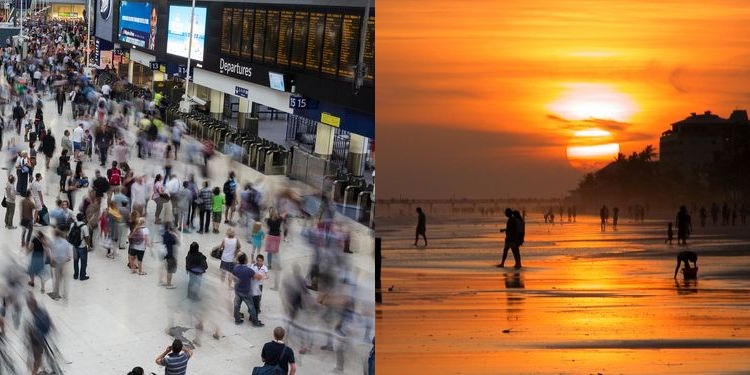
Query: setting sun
549 83 638 122
566 128 620 171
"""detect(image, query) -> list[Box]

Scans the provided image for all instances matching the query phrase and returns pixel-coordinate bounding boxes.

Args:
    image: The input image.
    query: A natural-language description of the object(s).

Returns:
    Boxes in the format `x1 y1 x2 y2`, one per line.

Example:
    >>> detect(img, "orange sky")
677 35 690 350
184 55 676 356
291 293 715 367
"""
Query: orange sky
377 0 750 198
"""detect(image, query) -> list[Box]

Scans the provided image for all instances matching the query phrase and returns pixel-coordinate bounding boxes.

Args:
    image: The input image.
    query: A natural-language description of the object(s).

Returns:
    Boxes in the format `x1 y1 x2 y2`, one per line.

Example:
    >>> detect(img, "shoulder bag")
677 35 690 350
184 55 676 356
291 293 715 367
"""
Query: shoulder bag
251 346 287 375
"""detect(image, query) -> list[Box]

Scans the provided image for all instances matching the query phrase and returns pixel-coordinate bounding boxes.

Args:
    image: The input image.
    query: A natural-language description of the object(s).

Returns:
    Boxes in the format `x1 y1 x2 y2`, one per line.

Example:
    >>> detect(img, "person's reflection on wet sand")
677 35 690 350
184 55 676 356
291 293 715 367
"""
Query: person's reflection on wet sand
503 272 525 321
674 279 698 296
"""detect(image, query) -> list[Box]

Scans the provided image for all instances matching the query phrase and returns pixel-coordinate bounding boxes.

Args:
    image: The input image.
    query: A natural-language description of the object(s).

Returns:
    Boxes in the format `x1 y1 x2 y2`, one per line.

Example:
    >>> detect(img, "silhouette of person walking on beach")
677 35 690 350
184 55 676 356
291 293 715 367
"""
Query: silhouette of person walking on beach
612 207 619 231
699 206 707 227
498 208 523 269
665 222 673 244
414 207 427 247
676 205 692 245
673 250 698 279
600 205 609 231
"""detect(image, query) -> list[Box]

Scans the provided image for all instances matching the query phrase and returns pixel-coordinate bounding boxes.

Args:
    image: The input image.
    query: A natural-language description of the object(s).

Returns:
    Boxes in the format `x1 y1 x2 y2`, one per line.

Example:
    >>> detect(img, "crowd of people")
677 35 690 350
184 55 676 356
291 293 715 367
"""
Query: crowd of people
0 16 374 375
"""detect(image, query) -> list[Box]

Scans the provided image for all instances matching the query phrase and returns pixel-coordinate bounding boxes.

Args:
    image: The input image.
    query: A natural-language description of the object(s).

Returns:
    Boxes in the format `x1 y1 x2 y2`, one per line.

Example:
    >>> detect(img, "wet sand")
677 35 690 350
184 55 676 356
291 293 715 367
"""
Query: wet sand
377 215 750 374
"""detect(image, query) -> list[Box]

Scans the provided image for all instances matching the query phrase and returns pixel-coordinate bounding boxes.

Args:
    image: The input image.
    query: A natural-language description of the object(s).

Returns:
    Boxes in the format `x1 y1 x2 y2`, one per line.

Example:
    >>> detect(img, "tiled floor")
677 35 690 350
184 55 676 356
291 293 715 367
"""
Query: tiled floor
0 96 374 374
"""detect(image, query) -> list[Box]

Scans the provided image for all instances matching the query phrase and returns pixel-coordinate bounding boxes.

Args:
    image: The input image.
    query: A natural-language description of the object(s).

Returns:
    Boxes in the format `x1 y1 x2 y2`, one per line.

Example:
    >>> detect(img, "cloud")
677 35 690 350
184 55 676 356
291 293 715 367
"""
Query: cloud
546 114 633 132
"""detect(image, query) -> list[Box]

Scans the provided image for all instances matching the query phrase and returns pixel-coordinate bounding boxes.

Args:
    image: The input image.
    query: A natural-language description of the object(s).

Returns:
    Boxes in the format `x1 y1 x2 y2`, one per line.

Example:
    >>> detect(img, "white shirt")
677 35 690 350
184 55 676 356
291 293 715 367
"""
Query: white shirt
130 227 150 251
72 126 84 143
165 178 181 195
101 84 111 95
51 236 74 264
249 263 268 296
131 181 147 206
31 180 43 203
221 238 239 262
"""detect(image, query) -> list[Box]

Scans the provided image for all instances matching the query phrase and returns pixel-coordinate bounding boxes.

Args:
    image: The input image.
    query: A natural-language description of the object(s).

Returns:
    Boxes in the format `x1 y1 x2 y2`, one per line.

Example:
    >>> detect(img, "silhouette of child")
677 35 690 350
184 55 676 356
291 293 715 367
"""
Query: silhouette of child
665 222 673 244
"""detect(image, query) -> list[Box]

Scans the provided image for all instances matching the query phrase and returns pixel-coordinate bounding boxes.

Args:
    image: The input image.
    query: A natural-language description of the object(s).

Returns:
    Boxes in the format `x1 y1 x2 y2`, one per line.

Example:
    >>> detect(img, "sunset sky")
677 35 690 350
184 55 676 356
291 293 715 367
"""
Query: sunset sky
377 0 750 199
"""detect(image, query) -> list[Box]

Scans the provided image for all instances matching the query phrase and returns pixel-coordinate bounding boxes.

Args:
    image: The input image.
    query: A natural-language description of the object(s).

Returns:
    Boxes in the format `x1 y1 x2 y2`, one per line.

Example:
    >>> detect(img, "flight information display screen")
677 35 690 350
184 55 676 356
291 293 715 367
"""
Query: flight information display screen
290 12 309 69
218 6 374 84
241 10 254 59
338 14 361 80
277 10 294 66
321 13 342 76
252 9 267 61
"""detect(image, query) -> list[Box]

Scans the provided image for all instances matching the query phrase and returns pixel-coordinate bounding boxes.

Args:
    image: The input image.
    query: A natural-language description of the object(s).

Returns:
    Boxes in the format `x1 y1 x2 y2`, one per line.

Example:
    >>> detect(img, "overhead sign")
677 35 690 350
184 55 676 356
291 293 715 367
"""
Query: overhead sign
321 112 341 128
219 57 253 79
289 96 318 109
149 61 161 70
235 86 248 98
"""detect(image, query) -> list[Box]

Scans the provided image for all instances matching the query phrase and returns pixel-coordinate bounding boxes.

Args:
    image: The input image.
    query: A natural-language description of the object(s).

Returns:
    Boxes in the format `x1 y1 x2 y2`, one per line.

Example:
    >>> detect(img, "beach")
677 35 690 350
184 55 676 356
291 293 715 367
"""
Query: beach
376 214 750 374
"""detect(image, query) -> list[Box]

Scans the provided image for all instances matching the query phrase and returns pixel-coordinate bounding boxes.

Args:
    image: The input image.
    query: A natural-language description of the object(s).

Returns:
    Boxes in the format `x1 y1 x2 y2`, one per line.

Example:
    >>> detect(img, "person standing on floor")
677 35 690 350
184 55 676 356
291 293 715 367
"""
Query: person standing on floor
414 207 427 246
160 222 178 289
20 190 36 248
260 327 297 375
4 175 16 229
70 212 90 281
198 181 213 234
55 86 65 115
232 253 265 327
155 339 193 374
223 172 238 225
48 228 74 301
128 217 151 275
218 228 241 289
265 208 283 273
185 242 208 300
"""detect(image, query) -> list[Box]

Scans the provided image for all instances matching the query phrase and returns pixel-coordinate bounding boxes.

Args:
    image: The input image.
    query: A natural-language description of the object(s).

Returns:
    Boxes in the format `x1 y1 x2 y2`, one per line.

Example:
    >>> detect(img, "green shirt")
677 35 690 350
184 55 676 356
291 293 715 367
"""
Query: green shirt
212 194 225 213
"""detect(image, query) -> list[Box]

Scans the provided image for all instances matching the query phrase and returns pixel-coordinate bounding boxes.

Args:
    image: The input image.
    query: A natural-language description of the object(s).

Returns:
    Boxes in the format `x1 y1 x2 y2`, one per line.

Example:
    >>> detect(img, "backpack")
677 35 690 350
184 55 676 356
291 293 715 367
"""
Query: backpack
37 206 49 226
108 168 121 185
68 223 85 247
223 179 236 197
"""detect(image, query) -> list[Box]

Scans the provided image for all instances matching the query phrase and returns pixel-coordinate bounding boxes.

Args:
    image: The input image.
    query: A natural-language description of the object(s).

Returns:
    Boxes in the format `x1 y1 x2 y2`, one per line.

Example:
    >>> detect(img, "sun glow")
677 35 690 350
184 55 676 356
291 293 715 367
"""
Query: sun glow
566 128 620 171
549 83 638 122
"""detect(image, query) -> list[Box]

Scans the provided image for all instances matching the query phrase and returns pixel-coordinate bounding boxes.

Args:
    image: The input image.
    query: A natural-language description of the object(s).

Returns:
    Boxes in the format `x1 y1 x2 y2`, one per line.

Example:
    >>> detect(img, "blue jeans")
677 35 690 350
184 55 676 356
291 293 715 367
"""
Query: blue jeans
73 246 88 278
233 293 258 323
187 272 202 300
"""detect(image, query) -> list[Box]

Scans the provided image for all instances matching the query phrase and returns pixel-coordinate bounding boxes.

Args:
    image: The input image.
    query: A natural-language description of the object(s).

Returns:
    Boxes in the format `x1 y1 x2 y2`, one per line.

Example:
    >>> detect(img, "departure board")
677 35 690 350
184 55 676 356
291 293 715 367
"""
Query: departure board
276 10 294 66
220 8 232 54
241 9 254 59
363 15 374 82
231 8 243 55
305 12 325 72
321 13 342 76
338 14 361 80
290 12 308 69
264 11 280 64
252 10 267 62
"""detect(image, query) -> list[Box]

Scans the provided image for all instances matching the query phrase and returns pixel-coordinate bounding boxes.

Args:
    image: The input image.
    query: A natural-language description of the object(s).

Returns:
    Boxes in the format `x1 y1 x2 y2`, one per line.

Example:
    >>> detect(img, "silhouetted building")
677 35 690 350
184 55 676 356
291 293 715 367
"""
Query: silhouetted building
659 110 750 184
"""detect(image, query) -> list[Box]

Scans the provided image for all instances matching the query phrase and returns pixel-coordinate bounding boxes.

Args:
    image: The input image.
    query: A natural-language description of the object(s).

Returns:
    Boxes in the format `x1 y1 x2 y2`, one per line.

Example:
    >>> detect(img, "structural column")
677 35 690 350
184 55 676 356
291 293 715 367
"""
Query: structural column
347 133 367 177
209 89 224 120
314 123 335 159
127 60 134 84
237 98 257 136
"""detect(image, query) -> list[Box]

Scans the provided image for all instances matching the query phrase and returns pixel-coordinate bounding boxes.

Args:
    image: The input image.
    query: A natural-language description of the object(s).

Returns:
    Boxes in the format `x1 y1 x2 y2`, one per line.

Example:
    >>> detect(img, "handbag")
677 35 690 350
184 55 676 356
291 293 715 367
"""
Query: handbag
1 197 6 208
252 346 286 375
210 246 222 259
